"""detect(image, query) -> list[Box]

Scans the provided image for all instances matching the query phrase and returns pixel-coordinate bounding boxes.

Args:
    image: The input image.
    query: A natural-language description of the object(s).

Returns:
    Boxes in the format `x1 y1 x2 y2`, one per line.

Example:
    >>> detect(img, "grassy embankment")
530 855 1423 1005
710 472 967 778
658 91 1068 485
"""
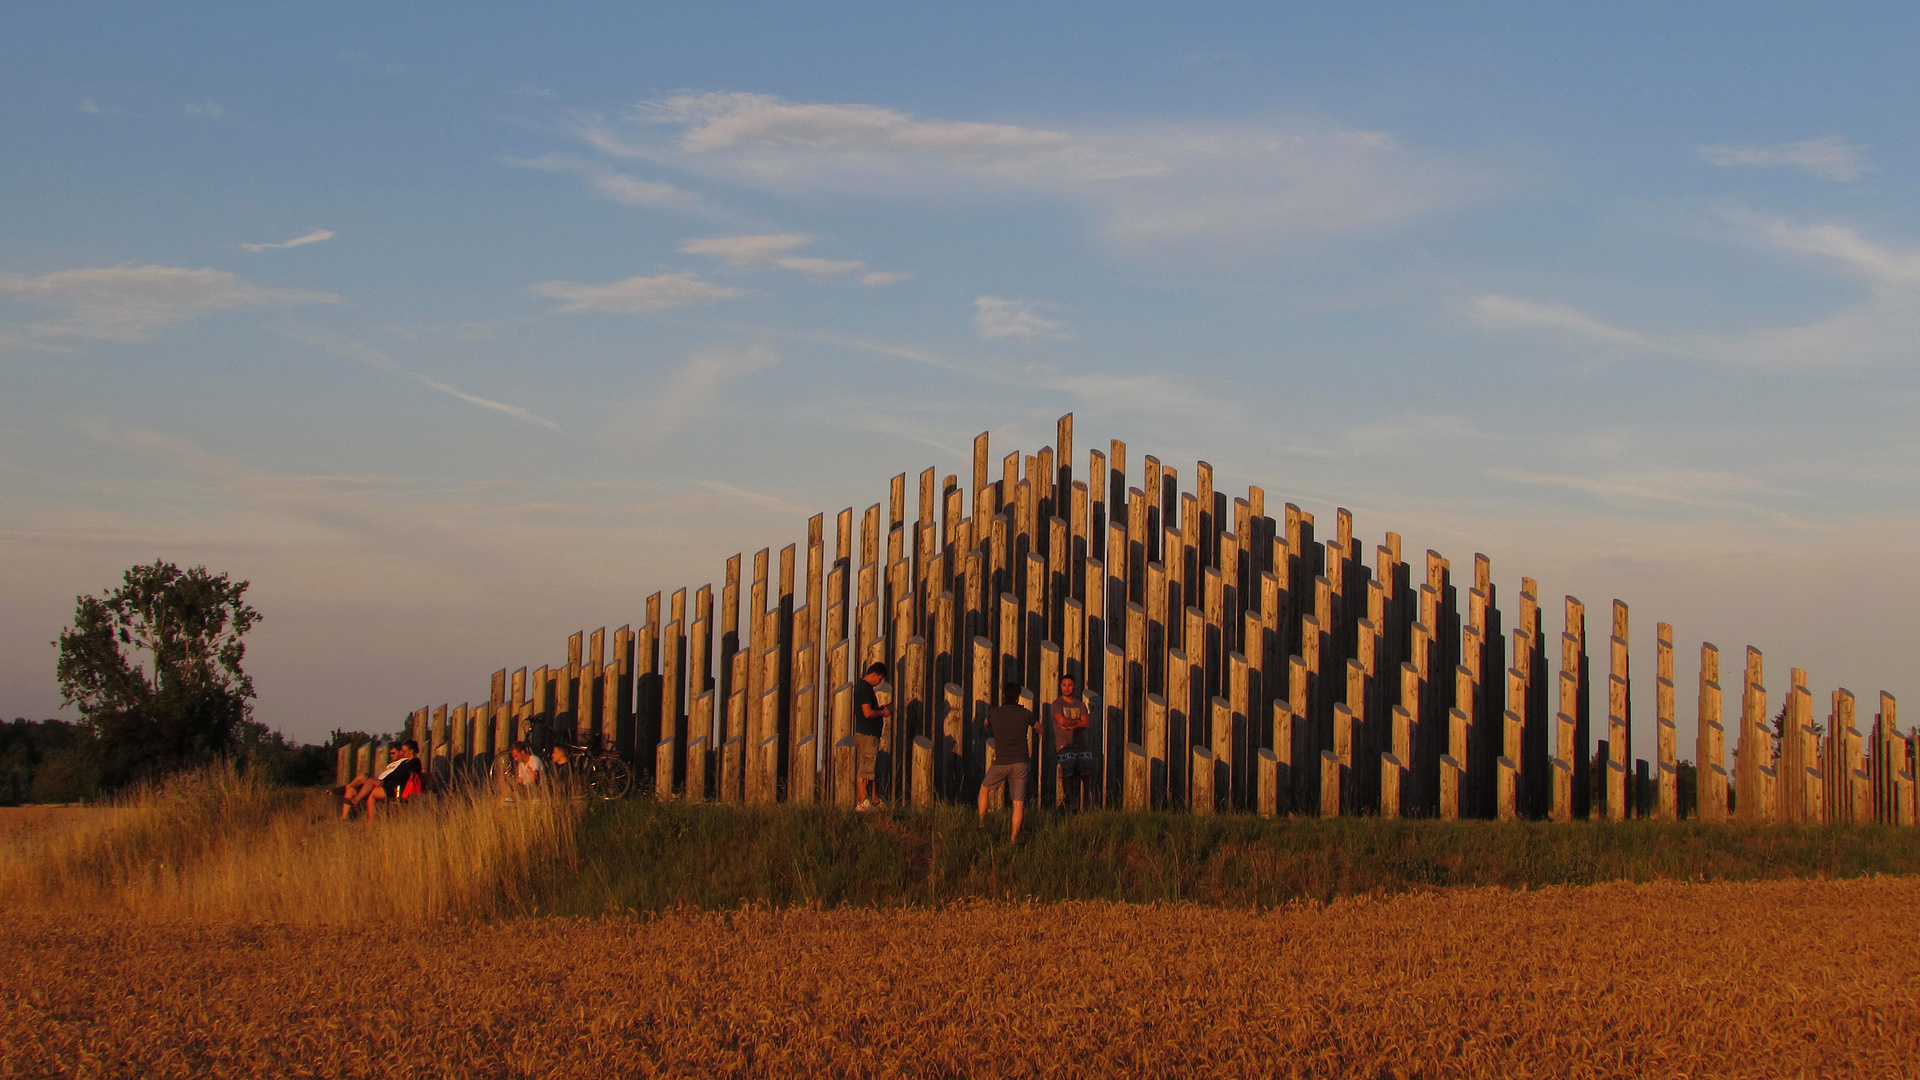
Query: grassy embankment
537 797 1920 913
8 771 1920 921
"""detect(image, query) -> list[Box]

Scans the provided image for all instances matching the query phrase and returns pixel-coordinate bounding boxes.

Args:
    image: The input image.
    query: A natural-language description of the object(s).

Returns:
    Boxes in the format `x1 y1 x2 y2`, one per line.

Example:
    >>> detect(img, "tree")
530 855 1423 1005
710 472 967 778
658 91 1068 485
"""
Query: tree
55 561 261 785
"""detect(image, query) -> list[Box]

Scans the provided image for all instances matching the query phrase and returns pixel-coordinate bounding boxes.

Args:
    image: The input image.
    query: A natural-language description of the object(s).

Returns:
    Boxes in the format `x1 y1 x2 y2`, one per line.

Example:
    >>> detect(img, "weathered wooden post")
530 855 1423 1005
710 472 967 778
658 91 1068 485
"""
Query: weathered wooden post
1124 741 1148 811
1656 623 1678 819
1696 643 1727 822
1271 699 1296 815
686 728 711 803
1316 749 1339 817
912 736 933 807
941 681 964 799
1737 647 1771 822
1144 692 1168 807
1190 743 1216 815
1497 755 1518 821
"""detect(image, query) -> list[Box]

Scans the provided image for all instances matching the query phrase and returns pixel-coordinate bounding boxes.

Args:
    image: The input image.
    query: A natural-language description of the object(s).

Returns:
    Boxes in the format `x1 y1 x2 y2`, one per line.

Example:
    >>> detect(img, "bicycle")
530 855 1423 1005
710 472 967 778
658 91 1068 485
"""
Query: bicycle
489 725 634 801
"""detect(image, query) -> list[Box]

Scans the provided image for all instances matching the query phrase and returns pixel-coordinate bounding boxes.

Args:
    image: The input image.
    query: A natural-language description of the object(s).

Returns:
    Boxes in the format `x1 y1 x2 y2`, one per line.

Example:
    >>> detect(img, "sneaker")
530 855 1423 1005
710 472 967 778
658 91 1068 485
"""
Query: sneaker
856 799 873 812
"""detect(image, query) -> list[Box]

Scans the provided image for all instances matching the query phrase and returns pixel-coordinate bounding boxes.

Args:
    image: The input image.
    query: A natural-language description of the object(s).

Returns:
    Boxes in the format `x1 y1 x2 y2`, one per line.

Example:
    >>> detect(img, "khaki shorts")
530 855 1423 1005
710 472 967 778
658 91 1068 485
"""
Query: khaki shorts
855 733 881 781
981 761 1030 803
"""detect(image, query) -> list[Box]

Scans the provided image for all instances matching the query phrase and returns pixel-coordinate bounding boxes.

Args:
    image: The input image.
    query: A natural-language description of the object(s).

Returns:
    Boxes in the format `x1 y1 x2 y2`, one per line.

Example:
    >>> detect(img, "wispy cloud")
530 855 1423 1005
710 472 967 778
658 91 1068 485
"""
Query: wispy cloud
239 228 336 253
678 233 903 284
973 296 1070 341
694 479 811 517
563 92 1479 262
183 99 228 120
1466 215 1920 369
529 271 746 315
604 342 781 450
0 265 336 347
274 324 562 430
504 153 709 212
1489 466 1798 514
1698 135 1871 182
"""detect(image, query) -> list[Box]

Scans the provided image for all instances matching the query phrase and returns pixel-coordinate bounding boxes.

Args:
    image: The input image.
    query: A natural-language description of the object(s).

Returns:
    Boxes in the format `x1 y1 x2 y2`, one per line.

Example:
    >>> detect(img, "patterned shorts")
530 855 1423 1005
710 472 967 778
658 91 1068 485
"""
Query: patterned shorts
1057 749 1095 778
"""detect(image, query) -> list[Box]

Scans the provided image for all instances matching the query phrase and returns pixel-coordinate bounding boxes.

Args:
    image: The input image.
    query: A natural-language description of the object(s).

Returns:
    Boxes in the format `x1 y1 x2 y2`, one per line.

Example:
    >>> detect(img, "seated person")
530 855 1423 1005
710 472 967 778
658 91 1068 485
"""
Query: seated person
339 740 422 821
498 741 545 801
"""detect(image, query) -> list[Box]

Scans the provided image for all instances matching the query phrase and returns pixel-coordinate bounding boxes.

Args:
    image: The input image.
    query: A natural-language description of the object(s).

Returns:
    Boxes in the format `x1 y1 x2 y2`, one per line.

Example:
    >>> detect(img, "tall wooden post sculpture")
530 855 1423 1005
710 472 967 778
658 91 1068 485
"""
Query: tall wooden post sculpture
404 412 1911 832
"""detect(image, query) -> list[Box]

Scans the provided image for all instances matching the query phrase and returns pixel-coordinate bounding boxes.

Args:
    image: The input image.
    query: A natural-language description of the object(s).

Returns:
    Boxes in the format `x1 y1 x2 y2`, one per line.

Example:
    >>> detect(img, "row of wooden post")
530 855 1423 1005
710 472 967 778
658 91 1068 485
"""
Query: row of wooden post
351 413 1918 824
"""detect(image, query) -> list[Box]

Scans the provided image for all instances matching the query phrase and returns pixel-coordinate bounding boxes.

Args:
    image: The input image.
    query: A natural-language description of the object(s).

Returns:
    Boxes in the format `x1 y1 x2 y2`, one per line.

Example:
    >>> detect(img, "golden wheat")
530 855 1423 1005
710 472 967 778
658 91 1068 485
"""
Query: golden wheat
4 877 1918 1079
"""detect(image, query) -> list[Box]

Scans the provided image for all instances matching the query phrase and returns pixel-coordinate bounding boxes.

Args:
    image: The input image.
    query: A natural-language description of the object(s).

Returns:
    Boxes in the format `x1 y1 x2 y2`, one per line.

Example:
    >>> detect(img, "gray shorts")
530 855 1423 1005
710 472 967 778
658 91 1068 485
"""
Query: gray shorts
855 733 880 780
981 761 1030 803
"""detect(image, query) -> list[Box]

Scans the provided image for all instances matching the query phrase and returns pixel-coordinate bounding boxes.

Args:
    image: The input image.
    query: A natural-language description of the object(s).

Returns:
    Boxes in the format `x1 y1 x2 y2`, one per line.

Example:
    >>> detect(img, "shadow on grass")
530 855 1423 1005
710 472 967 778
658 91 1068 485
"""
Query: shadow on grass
531 799 1920 915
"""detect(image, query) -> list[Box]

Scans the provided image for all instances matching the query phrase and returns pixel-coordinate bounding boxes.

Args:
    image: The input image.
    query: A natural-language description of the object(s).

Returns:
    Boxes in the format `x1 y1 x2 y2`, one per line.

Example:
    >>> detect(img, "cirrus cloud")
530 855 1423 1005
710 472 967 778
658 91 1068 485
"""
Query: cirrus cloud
529 271 746 315
563 92 1481 264
1467 215 1920 369
973 296 1071 341
677 233 905 284
1697 135 1871 182
0 264 337 346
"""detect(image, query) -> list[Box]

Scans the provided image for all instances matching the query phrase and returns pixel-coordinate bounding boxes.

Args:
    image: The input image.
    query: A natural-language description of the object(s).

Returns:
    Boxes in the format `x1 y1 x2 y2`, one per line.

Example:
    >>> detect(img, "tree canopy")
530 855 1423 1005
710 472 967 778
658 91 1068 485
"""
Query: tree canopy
55 561 262 784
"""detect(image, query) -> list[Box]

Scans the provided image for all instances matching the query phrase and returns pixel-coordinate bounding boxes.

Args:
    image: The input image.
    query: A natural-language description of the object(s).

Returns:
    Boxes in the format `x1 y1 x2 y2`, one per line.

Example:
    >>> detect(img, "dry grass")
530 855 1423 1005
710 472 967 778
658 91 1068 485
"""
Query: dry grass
0 766 576 923
5 876 1918 1079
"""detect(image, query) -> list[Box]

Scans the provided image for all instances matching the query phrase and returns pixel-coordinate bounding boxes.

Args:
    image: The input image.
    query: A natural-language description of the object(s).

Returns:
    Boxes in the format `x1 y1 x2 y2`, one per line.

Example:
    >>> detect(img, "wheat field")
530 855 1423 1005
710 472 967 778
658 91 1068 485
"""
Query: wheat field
6 876 1918 1079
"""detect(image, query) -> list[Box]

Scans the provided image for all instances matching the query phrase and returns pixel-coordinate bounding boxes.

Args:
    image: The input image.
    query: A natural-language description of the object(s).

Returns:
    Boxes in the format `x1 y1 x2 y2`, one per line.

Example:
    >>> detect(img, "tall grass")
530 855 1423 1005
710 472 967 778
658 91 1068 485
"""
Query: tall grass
536 799 1920 913
0 765 578 923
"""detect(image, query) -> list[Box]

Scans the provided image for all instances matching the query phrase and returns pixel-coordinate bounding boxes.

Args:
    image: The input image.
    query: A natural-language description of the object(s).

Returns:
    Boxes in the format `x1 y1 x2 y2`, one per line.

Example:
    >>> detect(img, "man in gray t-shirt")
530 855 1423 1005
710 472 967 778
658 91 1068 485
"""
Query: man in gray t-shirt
977 680 1037 842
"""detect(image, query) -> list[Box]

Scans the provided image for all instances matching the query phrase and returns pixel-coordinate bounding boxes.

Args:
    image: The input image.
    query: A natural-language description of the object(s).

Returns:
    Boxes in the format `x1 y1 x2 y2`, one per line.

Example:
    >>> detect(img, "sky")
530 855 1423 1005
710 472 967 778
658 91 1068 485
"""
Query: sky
3 2 1917 748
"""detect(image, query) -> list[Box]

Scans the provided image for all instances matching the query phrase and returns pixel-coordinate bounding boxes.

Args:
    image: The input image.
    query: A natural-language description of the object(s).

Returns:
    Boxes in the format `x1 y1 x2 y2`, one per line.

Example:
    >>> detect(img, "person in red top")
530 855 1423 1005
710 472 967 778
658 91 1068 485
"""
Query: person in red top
1048 674 1094 810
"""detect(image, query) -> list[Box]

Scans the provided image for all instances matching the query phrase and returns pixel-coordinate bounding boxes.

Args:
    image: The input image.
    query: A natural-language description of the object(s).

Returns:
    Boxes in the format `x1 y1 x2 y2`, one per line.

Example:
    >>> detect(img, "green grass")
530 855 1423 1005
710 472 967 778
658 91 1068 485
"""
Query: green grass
528 799 1920 914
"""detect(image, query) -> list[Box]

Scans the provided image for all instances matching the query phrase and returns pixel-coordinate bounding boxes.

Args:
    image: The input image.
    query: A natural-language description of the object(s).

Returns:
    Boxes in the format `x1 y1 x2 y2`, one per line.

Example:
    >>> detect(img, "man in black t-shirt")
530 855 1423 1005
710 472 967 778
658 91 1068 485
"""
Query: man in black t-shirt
852 661 891 812
977 680 1038 842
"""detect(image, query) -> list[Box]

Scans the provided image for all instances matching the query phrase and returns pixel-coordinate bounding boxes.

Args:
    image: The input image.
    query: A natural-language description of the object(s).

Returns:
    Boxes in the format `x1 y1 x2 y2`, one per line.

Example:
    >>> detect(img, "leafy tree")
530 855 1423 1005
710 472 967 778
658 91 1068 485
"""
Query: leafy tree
55 561 262 786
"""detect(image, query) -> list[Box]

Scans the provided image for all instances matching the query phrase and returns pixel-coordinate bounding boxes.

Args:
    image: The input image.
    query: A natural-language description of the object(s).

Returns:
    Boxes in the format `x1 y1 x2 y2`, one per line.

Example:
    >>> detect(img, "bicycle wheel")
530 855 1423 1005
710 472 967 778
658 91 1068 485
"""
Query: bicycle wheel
488 750 517 791
588 755 633 800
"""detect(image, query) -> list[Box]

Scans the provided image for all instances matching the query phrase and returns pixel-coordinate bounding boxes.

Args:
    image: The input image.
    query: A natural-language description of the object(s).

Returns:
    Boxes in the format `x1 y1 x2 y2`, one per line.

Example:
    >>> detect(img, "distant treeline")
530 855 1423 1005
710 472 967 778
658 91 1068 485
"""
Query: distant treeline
0 719 354 805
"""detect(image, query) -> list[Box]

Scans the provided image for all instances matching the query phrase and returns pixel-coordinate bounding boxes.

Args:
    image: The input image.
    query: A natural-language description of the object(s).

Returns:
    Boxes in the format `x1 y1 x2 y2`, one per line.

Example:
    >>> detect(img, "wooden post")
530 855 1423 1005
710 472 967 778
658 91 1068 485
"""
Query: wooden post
1037 638 1060 805
1144 692 1168 807
1607 602 1630 819
1124 742 1149 811
1697 644 1727 823
1093 639 1121 805
912 736 933 807
1319 750 1341 818
971 635 995 789
1565 597 1589 819
1439 754 1462 821
1190 743 1216 815
1656 623 1678 820
1272 700 1295 815
1737 647 1770 822
1380 752 1404 819
1606 673 1628 822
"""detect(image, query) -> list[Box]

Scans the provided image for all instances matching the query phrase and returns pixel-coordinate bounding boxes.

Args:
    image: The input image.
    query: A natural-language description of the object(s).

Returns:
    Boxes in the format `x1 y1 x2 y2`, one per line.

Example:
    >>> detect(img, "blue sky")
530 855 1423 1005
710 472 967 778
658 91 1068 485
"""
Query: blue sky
4 2 1916 744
